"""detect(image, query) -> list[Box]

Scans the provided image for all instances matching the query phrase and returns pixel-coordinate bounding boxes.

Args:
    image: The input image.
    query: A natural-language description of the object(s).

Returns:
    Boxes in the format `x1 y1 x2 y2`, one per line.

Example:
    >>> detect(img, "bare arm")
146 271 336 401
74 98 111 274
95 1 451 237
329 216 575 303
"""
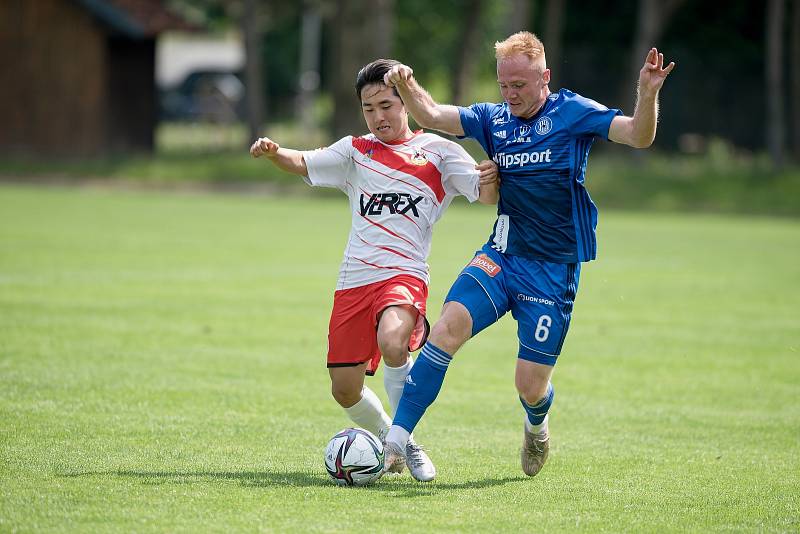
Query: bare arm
476 160 500 205
608 48 675 148
249 137 308 176
384 65 465 136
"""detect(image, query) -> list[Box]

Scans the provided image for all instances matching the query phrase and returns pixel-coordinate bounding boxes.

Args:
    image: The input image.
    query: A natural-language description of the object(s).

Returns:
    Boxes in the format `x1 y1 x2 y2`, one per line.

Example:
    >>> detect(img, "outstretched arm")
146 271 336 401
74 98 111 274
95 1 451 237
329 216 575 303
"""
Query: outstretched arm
384 64 465 136
249 137 308 176
608 48 675 148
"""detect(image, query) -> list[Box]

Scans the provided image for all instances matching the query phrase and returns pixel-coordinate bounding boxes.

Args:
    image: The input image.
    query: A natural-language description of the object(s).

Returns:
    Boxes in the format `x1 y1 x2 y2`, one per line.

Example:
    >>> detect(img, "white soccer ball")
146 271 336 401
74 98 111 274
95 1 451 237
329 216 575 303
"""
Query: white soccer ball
324 428 384 486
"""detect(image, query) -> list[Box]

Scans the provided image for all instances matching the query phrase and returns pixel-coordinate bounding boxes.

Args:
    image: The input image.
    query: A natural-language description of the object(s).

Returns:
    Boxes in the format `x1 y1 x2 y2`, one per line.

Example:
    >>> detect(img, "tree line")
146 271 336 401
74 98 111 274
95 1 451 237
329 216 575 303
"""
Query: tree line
171 0 800 169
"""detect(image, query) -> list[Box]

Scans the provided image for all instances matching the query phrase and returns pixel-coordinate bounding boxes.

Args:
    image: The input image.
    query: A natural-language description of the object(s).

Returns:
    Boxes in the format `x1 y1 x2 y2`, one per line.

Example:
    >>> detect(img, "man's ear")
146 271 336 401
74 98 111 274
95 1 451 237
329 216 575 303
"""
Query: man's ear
542 68 551 84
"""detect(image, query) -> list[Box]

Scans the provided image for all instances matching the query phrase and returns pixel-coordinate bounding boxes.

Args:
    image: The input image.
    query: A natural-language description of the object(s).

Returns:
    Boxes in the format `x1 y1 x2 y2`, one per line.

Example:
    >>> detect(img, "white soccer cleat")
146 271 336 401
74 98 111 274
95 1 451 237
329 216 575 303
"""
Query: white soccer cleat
405 439 436 482
382 441 406 475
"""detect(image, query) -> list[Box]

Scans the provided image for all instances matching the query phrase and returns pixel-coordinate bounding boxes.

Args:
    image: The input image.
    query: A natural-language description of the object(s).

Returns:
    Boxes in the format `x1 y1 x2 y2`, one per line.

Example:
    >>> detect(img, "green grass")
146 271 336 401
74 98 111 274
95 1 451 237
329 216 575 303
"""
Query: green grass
1 184 798 532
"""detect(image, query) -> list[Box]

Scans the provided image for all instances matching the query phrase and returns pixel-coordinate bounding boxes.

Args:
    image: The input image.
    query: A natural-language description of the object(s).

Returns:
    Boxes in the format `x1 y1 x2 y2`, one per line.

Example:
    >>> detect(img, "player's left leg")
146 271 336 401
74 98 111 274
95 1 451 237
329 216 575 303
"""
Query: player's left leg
376 303 435 481
509 259 580 476
516 361 555 477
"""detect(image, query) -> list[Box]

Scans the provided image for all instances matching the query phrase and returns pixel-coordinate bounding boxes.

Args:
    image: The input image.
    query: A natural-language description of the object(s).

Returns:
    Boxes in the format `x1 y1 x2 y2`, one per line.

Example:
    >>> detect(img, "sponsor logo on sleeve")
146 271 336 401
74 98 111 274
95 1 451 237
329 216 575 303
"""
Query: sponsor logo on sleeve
468 254 501 277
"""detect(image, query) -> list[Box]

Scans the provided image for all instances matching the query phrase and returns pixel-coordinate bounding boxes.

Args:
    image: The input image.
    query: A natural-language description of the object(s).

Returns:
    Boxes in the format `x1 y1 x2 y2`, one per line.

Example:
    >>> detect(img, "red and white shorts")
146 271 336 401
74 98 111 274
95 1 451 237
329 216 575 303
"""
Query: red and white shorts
327 274 429 376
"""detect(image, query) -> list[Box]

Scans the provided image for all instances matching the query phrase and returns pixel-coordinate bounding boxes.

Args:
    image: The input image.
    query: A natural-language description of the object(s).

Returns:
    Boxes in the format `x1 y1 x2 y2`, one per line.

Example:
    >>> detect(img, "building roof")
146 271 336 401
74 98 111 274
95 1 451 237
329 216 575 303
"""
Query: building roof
75 0 194 38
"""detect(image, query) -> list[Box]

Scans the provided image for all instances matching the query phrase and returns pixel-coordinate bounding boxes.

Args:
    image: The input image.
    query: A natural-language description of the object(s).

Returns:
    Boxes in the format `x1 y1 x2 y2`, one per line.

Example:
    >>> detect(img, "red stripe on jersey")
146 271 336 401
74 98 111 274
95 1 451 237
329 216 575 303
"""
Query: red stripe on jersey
359 213 417 249
352 137 446 202
357 234 414 260
355 160 431 202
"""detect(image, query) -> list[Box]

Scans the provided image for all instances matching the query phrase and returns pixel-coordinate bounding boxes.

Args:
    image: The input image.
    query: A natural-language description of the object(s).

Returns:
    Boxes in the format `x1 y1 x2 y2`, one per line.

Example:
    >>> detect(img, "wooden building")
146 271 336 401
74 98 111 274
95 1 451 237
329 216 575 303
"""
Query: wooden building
0 0 190 156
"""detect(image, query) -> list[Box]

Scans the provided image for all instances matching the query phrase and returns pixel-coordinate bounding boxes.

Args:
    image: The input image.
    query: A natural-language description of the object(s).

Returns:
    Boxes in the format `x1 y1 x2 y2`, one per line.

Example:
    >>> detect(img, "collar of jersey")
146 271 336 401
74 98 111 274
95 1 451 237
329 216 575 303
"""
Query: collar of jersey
381 129 423 145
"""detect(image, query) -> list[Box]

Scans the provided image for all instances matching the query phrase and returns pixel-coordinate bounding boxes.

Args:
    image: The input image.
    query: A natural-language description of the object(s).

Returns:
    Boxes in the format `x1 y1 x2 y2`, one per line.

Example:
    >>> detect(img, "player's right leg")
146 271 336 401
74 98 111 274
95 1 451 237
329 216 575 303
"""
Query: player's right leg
327 281 393 444
384 247 510 476
329 364 392 441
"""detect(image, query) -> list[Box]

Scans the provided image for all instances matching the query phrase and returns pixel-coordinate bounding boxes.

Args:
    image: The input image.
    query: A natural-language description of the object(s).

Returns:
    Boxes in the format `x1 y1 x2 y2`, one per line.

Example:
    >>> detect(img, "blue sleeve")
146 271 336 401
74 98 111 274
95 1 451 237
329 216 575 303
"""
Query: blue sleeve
458 103 495 155
558 93 622 140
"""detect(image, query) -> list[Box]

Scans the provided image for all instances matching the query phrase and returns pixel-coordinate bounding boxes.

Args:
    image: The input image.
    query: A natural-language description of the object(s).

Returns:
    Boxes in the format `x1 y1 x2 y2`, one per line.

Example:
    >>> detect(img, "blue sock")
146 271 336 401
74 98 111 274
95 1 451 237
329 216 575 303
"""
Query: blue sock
519 382 554 426
391 342 452 433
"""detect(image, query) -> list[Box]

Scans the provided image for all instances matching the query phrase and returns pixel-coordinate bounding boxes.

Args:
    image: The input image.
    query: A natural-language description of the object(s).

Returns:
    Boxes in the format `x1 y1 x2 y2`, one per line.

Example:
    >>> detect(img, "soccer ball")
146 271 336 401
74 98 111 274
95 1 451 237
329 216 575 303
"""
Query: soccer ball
324 428 384 486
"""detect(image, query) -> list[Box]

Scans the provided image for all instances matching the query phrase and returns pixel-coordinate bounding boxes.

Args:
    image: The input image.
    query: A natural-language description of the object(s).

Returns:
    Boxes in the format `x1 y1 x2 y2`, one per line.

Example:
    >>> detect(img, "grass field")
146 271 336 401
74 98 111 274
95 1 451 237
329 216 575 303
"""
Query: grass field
1 184 798 532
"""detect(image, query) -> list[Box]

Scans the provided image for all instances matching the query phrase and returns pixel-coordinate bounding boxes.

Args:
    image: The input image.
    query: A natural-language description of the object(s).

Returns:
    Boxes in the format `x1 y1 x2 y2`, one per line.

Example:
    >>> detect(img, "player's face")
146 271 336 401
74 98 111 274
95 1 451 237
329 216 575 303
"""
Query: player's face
497 54 551 119
360 83 413 143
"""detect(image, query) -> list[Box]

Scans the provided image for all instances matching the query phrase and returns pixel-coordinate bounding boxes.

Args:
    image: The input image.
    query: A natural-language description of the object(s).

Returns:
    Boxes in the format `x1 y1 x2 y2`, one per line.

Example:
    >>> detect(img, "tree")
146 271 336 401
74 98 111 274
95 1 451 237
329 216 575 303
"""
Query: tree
450 0 485 105
791 0 800 162
621 0 685 111
242 0 265 142
505 0 533 36
543 0 565 89
330 0 395 138
296 0 322 132
766 0 786 170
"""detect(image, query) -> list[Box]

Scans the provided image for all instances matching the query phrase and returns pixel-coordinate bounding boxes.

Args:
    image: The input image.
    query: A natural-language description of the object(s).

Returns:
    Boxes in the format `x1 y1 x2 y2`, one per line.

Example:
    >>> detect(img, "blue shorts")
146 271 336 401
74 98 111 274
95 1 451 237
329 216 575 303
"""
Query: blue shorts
444 244 580 366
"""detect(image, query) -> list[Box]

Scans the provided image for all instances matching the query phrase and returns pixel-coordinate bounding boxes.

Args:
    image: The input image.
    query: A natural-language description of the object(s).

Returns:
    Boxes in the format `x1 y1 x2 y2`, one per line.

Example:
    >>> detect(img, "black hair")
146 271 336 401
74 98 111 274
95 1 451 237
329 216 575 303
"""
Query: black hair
355 58 401 101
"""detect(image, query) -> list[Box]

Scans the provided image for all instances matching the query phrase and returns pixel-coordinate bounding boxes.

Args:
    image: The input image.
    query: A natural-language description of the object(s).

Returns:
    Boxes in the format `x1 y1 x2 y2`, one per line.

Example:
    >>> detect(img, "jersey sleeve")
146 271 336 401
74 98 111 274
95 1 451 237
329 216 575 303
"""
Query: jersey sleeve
559 93 622 139
301 136 354 191
440 141 480 203
458 103 496 155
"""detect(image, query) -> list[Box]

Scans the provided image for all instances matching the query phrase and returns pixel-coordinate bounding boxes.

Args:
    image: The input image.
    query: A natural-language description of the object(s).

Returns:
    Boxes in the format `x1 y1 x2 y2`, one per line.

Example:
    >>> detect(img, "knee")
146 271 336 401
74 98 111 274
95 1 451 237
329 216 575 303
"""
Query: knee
331 382 362 408
429 308 471 354
516 379 550 405
377 332 409 365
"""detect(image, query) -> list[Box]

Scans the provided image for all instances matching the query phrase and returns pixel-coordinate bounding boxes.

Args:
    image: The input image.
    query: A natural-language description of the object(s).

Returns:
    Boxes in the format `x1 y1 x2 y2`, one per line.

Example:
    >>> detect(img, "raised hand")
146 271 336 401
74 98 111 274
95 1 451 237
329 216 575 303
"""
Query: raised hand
383 64 414 88
249 137 280 158
638 48 675 97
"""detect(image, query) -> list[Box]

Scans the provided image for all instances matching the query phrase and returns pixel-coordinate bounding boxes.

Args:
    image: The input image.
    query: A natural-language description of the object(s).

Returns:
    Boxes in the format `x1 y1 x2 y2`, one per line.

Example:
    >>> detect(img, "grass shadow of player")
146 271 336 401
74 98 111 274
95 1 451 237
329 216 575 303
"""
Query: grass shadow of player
62 469 331 488
61 470 526 494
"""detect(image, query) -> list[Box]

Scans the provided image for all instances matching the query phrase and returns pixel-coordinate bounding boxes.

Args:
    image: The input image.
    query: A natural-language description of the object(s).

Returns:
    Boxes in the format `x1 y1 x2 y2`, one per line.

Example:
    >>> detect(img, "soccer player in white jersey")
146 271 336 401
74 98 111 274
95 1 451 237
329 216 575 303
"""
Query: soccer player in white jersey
250 59 499 482
380 33 674 478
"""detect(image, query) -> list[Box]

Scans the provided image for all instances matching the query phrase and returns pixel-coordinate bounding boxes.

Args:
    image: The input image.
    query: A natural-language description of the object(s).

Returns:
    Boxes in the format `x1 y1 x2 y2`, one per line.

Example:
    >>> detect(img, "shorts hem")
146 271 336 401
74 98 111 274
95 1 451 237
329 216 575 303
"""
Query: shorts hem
327 361 376 376
518 347 558 366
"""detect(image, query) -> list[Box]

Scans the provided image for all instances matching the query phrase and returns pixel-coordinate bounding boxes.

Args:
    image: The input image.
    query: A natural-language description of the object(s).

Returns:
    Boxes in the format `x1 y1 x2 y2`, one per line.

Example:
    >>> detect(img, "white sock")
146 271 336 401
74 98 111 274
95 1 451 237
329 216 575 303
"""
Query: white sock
383 356 413 415
343 386 391 439
385 425 411 449
524 413 549 435
384 356 416 445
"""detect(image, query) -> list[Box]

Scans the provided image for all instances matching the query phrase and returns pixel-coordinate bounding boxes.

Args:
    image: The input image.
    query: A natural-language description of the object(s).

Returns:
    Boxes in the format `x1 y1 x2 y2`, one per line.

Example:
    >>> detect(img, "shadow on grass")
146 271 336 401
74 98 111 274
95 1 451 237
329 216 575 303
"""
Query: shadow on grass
61 469 526 496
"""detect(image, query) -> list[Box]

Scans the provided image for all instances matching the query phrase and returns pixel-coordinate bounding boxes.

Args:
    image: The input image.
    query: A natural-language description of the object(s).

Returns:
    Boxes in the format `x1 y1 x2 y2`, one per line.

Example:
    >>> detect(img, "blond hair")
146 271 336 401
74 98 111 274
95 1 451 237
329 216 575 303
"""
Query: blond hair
494 31 546 65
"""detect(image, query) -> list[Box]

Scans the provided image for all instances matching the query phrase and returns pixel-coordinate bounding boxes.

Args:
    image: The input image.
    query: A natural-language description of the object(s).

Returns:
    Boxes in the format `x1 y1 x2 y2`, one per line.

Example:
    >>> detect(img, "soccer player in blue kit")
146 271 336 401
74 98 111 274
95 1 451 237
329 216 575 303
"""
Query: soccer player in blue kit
379 31 675 478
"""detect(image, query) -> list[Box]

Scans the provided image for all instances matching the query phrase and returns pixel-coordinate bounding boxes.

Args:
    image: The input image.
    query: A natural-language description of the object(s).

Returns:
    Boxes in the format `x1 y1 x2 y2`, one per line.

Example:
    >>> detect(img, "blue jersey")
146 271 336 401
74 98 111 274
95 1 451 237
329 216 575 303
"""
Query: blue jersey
459 89 621 263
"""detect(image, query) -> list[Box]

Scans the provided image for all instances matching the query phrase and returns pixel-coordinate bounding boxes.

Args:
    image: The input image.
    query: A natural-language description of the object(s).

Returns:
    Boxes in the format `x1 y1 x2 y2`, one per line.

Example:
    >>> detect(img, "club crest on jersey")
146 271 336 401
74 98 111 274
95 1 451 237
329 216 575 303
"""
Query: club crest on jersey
363 148 374 161
410 150 428 166
535 116 553 136
468 254 501 277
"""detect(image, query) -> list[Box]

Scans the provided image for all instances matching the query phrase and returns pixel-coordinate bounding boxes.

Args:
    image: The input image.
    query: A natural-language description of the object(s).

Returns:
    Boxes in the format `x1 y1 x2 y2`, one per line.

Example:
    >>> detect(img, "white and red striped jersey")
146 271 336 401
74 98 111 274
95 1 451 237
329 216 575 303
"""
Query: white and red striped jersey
302 131 480 290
